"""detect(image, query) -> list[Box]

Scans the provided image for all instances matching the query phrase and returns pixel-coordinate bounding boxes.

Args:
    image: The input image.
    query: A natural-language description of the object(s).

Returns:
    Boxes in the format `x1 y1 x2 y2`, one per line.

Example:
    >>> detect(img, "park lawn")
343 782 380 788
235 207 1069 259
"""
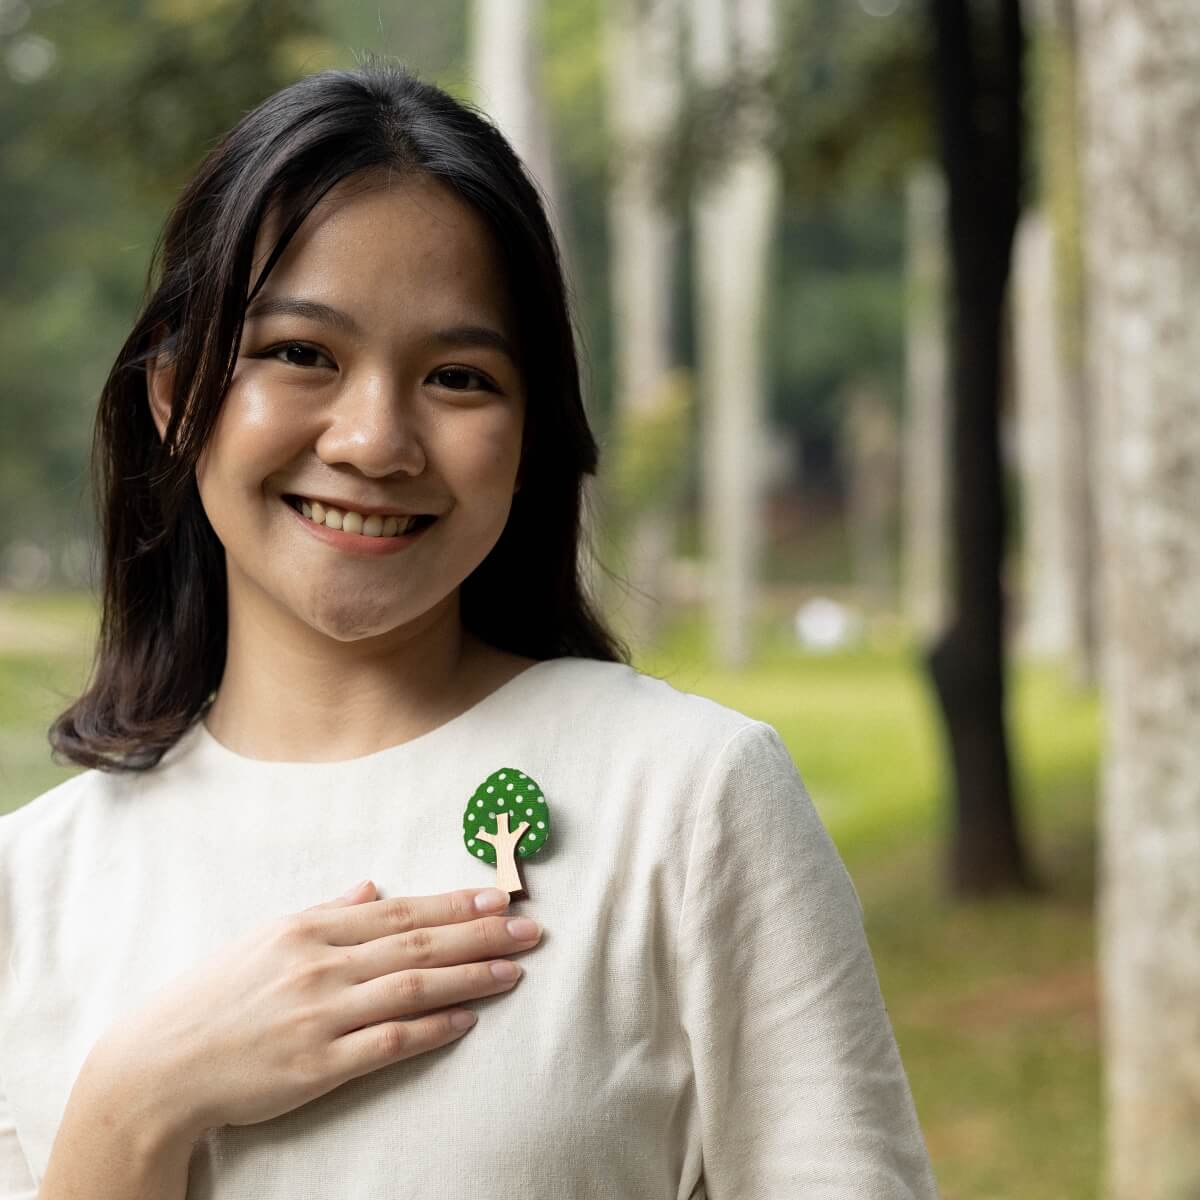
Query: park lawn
1 591 1102 1199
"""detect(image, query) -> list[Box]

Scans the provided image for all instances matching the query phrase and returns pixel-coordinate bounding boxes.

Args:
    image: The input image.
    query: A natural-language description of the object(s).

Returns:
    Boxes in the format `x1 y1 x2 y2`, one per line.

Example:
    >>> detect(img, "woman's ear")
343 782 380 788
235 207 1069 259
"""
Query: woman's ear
145 340 177 447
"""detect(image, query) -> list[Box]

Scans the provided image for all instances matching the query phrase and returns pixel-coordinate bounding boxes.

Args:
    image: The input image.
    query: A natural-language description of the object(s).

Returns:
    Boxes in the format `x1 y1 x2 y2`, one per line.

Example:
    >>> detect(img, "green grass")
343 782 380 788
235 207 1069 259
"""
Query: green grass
0 589 97 808
2 591 1103 1198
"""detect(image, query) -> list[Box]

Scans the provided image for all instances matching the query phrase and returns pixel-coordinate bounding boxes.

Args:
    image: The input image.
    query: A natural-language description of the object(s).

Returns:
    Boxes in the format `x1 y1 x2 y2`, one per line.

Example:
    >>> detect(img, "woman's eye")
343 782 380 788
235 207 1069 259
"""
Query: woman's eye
432 366 496 393
267 343 332 369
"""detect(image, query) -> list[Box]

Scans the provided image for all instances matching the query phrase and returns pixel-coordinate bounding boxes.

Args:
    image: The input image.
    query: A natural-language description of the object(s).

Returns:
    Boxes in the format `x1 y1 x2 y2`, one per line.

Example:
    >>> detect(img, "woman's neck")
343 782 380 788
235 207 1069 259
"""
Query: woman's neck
203 583 498 763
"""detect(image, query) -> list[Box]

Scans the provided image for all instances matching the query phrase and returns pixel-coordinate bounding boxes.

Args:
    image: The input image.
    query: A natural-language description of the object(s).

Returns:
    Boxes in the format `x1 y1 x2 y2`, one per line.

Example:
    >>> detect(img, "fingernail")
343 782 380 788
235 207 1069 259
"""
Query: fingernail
506 917 540 941
474 888 509 913
344 879 371 898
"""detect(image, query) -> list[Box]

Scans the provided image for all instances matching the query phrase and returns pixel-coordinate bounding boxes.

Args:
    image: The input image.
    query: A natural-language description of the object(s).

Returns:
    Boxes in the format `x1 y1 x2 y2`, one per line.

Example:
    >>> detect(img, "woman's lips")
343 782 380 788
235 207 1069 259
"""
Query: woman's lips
283 496 436 557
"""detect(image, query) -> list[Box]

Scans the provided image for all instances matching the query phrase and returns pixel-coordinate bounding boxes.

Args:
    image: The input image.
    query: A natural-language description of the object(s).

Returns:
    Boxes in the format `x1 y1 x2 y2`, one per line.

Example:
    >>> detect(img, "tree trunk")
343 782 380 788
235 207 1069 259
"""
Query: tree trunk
689 0 779 668
845 377 899 613
1013 209 1076 658
902 164 951 642
469 0 564 245
603 0 683 652
1076 1 1200 1194
1026 0 1099 688
927 0 1039 896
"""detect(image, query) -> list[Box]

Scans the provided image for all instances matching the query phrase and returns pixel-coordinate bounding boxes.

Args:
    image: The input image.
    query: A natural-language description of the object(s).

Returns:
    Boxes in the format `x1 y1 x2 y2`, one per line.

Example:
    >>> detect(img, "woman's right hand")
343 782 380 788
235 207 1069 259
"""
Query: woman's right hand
89 881 542 1138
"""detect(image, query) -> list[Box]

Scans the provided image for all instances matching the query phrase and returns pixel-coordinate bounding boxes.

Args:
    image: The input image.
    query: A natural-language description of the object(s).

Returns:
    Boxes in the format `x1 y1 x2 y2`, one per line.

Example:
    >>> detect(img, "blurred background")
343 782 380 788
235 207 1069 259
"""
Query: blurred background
2 1 1196 1197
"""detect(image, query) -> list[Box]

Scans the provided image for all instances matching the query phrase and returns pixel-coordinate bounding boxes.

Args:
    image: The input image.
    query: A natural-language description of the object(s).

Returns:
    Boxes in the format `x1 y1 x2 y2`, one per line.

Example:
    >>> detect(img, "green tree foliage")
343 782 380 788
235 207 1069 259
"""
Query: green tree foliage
0 0 337 555
0 0 934 577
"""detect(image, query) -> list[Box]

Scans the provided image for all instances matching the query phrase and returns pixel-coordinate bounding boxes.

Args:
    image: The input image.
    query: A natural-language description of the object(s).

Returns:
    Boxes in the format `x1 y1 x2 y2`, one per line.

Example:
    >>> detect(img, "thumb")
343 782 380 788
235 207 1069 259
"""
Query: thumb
305 879 376 911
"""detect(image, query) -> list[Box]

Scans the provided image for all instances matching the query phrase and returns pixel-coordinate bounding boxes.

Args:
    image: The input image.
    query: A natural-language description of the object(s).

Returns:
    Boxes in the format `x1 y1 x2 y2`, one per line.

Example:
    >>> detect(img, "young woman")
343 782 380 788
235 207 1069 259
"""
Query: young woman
0 62 938 1199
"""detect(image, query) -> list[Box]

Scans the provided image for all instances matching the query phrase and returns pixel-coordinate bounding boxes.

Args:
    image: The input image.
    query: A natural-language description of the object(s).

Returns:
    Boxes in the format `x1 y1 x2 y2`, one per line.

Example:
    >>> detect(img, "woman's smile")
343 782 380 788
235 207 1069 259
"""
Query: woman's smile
281 493 439 558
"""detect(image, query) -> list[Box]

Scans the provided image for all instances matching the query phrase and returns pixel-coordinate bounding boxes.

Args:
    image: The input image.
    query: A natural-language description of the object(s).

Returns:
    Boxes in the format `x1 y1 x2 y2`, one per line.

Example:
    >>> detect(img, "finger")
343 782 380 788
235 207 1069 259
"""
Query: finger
303 880 378 912
345 912 543 984
316 887 510 946
338 958 523 1033
328 1007 479 1084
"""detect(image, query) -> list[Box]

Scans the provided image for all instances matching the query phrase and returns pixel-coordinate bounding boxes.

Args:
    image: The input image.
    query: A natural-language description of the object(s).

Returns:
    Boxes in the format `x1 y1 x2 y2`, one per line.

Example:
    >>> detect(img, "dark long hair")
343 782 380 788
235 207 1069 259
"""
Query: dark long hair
49 59 629 773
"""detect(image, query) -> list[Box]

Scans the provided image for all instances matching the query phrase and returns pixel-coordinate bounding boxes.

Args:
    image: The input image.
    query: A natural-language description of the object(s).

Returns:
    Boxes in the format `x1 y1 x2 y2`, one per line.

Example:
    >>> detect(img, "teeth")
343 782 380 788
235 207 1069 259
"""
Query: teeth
290 497 427 538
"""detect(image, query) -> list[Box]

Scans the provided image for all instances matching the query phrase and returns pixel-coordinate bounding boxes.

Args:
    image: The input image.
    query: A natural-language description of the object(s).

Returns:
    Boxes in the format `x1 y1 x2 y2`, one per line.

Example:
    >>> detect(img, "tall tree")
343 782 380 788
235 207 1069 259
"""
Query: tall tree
1015 0 1097 685
602 0 684 649
927 0 1039 894
688 0 780 667
469 0 567 261
902 163 950 641
1076 0 1200 1193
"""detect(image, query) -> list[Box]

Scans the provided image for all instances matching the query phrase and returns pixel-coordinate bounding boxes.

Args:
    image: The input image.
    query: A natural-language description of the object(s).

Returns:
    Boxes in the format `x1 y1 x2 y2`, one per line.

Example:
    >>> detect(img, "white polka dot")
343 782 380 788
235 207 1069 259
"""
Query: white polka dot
537 821 545 829
476 799 484 807
499 798 506 806
476 849 484 857
529 833 538 842
526 808 533 816
499 773 507 780
468 838 475 846
486 786 494 793
488 812 495 820
518 772 525 778
507 783 514 791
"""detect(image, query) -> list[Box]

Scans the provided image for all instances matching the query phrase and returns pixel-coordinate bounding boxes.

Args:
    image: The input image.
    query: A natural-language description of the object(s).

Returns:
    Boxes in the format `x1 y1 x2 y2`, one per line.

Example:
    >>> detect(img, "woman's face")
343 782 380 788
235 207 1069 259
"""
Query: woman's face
153 172 526 645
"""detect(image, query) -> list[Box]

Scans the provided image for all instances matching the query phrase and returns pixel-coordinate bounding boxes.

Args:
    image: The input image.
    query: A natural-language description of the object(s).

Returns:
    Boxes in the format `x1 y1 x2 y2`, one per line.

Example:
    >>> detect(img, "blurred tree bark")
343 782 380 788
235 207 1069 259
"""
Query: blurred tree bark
602 0 683 651
1013 209 1077 658
902 163 950 641
688 0 780 668
845 377 899 612
469 0 562 230
1076 0 1200 1194
927 0 1040 895
1016 0 1097 686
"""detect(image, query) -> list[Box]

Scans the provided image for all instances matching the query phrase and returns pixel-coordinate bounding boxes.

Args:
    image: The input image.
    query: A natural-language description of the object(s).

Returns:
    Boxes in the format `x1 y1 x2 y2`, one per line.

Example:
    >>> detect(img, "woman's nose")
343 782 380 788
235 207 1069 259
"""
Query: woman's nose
313 375 427 478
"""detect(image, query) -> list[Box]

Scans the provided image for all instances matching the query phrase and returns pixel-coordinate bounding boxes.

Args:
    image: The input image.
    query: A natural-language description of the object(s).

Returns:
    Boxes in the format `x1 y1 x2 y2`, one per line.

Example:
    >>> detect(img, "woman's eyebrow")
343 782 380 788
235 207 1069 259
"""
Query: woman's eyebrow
243 296 517 364
244 296 362 335
429 325 518 365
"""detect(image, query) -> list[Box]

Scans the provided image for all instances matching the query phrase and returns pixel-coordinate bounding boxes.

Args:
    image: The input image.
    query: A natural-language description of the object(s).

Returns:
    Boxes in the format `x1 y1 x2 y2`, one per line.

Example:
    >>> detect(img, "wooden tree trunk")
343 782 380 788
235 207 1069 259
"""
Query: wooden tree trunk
603 0 682 651
845 378 899 613
469 0 564 245
903 164 951 642
1026 0 1098 688
1076 1 1200 1194
1013 209 1076 658
689 0 779 668
927 0 1039 896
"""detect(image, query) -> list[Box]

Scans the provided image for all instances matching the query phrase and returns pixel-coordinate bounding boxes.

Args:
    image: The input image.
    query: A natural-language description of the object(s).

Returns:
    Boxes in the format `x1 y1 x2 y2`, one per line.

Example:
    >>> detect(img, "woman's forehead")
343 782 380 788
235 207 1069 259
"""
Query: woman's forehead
247 174 514 324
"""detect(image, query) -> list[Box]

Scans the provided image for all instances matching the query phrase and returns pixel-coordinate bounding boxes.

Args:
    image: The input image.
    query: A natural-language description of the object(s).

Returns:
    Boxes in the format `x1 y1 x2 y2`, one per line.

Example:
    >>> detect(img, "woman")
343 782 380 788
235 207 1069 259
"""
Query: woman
0 62 938 1199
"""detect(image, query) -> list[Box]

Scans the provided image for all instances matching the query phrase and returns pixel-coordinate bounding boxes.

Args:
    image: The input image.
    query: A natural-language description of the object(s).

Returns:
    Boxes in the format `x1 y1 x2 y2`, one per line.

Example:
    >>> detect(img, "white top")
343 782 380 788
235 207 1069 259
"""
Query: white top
0 656 939 1199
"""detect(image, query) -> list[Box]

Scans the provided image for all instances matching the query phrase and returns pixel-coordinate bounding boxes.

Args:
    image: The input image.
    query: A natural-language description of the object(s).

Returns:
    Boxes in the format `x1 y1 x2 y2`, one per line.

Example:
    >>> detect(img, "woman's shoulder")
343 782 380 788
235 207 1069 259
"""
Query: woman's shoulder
533 655 766 749
0 764 114 864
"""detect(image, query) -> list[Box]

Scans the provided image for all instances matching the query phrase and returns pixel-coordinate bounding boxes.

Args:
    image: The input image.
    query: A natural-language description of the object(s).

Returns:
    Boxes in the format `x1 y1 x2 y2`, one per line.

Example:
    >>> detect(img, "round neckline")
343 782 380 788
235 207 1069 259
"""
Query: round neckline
188 656 566 769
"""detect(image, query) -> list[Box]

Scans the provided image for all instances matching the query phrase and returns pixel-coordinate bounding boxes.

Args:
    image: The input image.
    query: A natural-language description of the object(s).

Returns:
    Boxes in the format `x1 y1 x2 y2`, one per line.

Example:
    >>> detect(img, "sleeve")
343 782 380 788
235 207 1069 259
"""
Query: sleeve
0 1075 36 1200
675 721 940 1199
0 816 38 1199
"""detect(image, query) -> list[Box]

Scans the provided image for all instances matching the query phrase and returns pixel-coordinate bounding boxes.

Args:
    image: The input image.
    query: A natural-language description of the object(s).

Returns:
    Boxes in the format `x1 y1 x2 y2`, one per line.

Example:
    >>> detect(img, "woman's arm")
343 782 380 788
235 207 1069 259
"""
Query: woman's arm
37 1050 202 1200
677 721 940 1198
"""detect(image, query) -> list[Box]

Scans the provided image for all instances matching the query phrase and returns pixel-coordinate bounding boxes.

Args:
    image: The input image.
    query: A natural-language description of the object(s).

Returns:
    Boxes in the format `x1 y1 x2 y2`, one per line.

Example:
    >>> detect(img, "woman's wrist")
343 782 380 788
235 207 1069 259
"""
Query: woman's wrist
78 1034 212 1150
40 1049 203 1200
